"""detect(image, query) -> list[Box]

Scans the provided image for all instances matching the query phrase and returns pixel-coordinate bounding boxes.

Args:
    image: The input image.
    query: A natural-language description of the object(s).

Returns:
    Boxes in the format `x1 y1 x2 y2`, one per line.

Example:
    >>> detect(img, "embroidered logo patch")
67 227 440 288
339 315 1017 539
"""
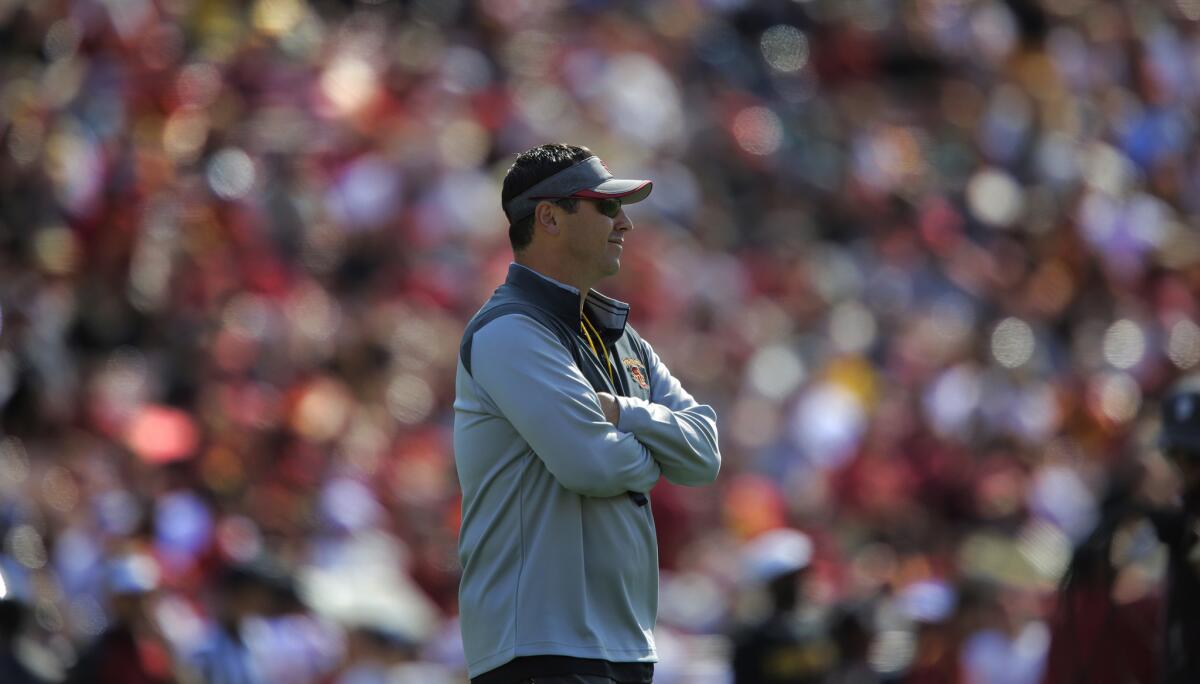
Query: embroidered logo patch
623 358 649 390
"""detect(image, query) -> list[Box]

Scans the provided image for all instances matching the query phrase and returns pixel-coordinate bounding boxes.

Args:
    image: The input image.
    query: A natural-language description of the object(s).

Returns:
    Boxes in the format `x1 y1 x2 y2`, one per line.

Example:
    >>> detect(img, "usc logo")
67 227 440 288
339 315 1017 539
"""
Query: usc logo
622 358 649 390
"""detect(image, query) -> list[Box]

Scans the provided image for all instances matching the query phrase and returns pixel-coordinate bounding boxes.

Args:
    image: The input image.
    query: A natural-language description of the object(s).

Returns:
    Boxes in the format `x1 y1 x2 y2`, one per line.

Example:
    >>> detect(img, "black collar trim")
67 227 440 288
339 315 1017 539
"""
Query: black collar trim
505 264 629 343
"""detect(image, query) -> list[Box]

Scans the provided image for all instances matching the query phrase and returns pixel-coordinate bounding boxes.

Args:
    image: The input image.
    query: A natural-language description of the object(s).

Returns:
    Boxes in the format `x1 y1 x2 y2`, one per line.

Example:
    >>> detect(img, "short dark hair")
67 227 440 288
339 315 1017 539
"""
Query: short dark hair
502 143 593 251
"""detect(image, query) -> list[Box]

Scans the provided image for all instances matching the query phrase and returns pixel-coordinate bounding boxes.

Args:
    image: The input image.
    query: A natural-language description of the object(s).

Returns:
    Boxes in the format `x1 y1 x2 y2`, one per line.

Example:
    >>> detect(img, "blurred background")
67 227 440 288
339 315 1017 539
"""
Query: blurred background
1 0 1199 682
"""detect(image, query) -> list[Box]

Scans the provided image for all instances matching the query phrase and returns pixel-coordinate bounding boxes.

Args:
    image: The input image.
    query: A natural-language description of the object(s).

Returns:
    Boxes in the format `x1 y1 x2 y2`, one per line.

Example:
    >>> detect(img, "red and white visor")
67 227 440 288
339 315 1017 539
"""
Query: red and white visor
504 156 653 223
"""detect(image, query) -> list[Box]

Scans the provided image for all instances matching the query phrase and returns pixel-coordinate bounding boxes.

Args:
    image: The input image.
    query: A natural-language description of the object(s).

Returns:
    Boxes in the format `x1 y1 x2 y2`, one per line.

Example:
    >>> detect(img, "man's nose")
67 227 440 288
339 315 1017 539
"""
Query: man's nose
614 208 633 232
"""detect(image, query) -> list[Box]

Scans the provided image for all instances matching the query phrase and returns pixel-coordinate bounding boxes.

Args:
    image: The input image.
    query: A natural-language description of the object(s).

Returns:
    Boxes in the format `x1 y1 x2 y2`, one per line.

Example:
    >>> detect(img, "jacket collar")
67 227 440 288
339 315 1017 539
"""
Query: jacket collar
506 263 629 344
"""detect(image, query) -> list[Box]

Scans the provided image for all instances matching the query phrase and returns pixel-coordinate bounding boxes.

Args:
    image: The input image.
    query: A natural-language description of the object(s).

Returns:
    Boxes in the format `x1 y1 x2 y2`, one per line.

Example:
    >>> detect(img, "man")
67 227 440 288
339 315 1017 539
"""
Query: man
453 143 721 684
185 563 279 684
1042 462 1161 684
67 553 174 684
1045 380 1200 684
1148 381 1200 682
730 528 835 684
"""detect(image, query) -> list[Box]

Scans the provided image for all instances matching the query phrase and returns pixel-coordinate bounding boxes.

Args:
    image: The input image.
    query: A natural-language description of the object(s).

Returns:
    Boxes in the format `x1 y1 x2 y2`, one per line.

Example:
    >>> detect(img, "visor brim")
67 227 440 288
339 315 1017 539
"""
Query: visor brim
571 179 653 205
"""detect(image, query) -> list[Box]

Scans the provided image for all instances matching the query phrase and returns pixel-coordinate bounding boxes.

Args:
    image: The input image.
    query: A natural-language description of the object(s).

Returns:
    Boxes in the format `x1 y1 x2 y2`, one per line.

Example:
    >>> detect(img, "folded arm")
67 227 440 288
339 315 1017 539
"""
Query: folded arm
470 314 661 498
614 340 721 486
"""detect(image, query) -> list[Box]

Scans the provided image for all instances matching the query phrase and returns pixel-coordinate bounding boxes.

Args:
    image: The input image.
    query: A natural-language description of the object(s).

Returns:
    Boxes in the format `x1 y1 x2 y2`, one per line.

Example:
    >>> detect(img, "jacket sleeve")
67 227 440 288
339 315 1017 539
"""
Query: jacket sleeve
470 313 661 498
615 339 721 487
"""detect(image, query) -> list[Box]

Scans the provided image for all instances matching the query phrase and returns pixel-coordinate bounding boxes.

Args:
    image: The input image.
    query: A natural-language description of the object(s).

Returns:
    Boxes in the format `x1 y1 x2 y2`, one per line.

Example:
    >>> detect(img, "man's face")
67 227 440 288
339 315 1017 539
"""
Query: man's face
557 198 632 282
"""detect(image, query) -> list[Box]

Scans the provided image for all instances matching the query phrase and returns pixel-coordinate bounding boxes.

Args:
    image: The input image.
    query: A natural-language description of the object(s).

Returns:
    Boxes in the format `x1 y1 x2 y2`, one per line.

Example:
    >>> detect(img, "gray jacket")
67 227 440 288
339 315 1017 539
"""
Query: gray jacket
453 263 721 678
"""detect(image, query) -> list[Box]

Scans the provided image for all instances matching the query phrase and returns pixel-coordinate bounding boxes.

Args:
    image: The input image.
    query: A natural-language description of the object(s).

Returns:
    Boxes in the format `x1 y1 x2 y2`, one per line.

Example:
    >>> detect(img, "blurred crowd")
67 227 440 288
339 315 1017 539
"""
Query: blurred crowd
1 0 1199 681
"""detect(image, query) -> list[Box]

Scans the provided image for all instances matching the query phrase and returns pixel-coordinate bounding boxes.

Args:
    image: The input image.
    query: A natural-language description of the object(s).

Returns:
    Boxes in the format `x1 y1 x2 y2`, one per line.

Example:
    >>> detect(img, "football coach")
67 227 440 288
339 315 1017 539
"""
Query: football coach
453 143 722 684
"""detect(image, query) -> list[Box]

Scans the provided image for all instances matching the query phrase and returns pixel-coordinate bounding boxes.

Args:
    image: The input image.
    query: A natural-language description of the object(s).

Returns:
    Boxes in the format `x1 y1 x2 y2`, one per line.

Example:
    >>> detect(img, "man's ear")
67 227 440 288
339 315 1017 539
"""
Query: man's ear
535 201 560 236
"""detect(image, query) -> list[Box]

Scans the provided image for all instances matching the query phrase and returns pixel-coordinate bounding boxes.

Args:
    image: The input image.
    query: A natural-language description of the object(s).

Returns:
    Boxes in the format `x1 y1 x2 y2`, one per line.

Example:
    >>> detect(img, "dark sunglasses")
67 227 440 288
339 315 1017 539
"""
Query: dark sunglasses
551 197 622 219
590 197 622 219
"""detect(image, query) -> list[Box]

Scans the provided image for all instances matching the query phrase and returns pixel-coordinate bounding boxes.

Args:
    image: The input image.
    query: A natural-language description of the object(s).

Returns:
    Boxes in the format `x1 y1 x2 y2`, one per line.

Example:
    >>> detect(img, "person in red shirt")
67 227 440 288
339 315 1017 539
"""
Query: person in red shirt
66 554 176 684
1042 466 1161 684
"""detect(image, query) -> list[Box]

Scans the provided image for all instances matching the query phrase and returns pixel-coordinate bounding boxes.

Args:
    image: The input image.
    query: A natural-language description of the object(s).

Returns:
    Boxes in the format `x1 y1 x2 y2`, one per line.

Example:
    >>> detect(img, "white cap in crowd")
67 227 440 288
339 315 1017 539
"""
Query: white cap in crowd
741 528 814 585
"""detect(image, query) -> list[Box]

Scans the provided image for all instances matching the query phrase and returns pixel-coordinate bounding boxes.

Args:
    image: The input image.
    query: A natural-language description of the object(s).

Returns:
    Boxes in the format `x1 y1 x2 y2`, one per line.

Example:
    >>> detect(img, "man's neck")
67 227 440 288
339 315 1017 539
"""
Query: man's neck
514 257 592 317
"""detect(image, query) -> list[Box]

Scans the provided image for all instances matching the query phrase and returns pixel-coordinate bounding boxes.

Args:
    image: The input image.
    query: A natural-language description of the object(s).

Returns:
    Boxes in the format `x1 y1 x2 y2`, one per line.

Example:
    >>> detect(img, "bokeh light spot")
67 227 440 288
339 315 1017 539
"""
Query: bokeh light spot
206 148 256 200
760 25 809 73
126 406 199 463
293 378 352 441
967 168 1024 228
733 106 784 156
1018 520 1072 582
70 598 107 637
746 344 806 400
0 438 30 490
42 466 79 513
321 54 378 114
830 301 877 354
7 525 47 570
441 46 494 94
869 629 916 674
924 364 981 438
1081 143 1134 196
7 117 45 166
1178 0 1200 20
1167 320 1200 369
44 18 83 60
33 226 81 275
1101 319 1145 370
438 118 491 169
34 600 63 633
729 396 782 449
1092 372 1141 424
971 0 1018 61
991 317 1035 368
386 374 435 425
790 382 866 468
163 109 209 162
287 284 341 343
252 0 306 36
601 53 684 147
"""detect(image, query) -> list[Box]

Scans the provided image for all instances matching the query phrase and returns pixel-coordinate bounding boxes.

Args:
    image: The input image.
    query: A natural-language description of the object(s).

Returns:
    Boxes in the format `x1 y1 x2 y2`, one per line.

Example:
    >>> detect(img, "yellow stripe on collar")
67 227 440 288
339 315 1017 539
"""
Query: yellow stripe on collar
581 314 615 385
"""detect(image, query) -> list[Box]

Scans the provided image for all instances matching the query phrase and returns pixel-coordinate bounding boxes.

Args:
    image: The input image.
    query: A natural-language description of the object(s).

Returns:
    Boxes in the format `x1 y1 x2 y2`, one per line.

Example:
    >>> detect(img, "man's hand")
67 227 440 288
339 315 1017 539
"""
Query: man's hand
597 392 620 425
